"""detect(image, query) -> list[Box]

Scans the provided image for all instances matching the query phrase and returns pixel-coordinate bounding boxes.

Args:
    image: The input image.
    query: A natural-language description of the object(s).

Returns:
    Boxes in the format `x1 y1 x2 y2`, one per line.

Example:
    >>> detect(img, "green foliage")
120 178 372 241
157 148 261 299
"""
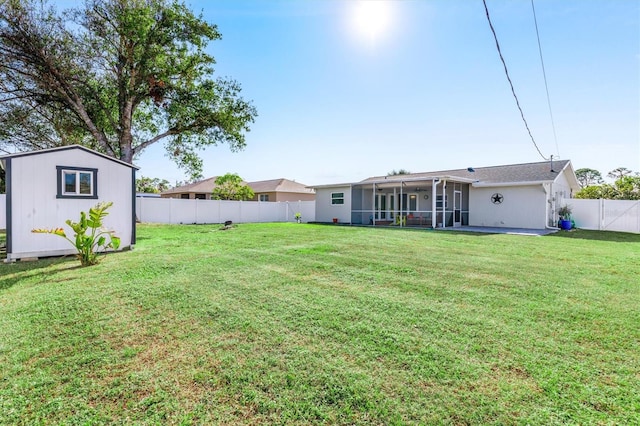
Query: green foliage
32 202 120 266
0 0 257 180
575 167 603 188
575 175 640 200
136 175 170 193
607 167 632 181
614 175 640 200
211 173 254 201
0 166 5 193
557 204 572 219
387 169 411 176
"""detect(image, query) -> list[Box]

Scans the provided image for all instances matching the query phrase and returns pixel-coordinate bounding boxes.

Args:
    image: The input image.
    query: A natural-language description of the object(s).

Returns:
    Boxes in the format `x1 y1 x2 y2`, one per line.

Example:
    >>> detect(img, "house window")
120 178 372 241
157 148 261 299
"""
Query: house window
259 194 269 202
180 194 190 199
195 193 206 200
56 166 98 199
436 195 448 209
331 192 344 205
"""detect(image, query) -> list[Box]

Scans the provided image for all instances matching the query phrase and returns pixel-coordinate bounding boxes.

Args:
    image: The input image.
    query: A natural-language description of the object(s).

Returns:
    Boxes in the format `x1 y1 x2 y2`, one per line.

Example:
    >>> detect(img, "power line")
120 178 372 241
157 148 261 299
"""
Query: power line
531 0 560 159
482 0 548 161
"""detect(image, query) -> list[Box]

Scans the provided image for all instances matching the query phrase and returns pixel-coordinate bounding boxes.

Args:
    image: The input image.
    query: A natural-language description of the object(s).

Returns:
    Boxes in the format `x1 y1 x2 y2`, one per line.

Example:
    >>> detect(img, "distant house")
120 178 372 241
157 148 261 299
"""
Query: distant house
0 145 137 261
161 177 315 201
311 160 579 230
247 178 315 202
161 177 219 200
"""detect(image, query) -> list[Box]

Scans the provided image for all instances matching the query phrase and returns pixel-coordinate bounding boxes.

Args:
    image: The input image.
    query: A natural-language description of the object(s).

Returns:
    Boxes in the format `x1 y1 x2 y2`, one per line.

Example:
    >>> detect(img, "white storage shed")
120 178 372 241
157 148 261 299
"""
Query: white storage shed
0 145 138 261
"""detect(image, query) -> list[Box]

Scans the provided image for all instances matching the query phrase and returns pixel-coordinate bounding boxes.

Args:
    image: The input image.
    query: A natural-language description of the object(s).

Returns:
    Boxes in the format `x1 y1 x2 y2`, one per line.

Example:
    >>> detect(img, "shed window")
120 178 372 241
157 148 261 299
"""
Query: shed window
331 192 344 205
56 166 98 199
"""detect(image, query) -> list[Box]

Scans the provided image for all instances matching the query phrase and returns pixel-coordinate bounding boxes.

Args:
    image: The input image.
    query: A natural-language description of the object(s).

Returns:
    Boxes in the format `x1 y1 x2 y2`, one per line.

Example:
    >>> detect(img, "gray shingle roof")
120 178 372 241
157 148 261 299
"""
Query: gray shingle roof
161 177 314 195
161 176 220 194
248 178 315 194
359 160 571 185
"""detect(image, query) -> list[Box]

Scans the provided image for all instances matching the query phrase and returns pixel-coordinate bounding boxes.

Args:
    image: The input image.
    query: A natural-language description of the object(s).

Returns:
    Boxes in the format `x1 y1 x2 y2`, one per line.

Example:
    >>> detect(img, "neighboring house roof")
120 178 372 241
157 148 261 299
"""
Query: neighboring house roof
161 177 314 195
248 178 315 194
0 144 139 170
161 176 221 195
358 160 575 186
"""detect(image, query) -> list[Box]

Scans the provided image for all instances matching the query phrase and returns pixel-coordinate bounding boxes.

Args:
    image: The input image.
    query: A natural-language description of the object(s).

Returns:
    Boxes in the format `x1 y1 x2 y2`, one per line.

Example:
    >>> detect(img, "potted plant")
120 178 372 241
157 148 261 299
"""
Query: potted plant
558 204 573 230
294 212 302 223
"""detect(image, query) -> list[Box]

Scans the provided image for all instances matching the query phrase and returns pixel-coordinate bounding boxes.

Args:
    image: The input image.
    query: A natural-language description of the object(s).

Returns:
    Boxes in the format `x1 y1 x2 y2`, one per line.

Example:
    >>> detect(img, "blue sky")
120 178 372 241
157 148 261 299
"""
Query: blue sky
136 0 640 186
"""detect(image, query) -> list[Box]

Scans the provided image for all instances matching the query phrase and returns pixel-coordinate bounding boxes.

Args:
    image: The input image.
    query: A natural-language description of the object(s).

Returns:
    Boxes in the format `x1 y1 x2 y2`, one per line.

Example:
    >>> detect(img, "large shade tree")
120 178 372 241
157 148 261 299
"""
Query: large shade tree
0 0 256 179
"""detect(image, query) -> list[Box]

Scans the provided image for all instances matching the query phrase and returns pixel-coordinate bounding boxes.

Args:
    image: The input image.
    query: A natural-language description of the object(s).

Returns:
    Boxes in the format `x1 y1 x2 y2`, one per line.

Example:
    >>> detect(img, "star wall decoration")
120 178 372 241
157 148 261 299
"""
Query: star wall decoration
491 193 504 204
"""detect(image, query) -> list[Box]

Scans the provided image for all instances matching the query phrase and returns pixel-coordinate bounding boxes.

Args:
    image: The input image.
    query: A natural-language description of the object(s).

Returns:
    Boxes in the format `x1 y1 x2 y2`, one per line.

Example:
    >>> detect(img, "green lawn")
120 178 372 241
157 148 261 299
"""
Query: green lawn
1 224 638 424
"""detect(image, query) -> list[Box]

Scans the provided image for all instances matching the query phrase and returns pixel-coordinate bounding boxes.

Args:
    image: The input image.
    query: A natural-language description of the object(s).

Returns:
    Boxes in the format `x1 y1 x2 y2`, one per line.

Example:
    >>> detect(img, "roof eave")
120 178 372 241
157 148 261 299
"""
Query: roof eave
360 175 477 185
472 180 553 188
309 182 354 189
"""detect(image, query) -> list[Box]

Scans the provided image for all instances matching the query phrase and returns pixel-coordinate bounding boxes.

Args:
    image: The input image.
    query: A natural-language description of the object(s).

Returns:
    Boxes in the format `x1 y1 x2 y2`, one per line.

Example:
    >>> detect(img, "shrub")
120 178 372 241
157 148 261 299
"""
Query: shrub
32 202 120 266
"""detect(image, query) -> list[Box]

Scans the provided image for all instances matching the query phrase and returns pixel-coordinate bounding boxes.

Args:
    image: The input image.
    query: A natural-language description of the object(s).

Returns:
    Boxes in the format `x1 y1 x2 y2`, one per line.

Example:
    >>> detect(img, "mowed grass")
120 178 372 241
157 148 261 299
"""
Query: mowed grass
0 223 638 425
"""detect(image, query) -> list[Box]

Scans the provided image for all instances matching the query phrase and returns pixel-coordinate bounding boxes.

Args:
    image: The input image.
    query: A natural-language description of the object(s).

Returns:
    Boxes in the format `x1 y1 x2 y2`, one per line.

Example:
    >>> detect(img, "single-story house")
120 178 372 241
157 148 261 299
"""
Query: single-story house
161 177 315 202
247 178 315 202
312 159 579 230
0 145 138 261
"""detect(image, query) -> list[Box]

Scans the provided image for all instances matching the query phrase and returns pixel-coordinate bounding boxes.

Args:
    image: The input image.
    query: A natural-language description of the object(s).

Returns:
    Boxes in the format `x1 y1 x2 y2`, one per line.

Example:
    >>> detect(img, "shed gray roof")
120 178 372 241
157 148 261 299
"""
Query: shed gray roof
0 144 139 169
359 160 572 185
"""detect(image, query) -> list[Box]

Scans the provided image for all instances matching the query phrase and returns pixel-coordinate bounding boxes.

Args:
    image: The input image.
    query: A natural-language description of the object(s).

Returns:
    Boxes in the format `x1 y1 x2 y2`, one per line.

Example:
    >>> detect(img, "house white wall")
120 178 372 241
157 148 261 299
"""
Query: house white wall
6 148 134 260
469 185 547 229
315 186 352 223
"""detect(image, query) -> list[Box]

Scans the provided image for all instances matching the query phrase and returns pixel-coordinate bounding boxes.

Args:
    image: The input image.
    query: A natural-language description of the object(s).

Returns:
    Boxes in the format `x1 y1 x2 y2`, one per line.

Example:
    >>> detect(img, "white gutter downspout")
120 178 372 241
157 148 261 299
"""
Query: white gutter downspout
431 179 440 228
543 182 558 230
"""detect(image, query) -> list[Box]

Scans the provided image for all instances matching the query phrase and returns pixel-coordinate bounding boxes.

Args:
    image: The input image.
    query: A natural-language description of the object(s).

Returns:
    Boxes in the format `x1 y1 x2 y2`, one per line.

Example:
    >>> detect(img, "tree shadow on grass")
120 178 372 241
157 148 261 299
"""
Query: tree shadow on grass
545 229 640 243
0 256 83 291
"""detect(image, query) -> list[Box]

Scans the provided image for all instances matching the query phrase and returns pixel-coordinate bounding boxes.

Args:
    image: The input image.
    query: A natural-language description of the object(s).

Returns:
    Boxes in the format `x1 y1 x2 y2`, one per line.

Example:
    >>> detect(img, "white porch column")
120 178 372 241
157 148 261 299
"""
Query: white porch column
441 180 447 228
431 179 438 228
399 181 404 227
372 183 376 225
393 187 397 223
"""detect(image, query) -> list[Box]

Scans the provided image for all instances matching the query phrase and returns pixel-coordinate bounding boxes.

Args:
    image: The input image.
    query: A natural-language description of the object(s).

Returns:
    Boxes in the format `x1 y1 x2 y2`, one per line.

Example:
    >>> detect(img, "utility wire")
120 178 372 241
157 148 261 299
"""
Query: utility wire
482 0 548 161
531 0 560 159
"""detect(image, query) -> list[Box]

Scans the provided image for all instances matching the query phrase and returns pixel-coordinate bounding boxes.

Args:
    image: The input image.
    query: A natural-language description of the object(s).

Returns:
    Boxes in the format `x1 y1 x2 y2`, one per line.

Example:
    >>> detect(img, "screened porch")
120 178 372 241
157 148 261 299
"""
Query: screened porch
349 177 472 228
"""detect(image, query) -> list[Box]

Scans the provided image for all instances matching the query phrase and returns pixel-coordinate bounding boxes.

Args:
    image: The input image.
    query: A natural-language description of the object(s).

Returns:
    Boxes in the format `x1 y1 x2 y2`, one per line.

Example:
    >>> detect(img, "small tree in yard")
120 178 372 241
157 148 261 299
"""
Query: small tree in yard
32 202 120 266
211 173 254 201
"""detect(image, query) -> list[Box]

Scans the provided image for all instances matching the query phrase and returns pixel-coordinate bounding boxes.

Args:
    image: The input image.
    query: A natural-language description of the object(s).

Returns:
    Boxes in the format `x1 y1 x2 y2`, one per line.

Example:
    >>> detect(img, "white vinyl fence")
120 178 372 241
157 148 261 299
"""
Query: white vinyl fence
0 194 5 229
565 198 640 234
136 197 316 225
